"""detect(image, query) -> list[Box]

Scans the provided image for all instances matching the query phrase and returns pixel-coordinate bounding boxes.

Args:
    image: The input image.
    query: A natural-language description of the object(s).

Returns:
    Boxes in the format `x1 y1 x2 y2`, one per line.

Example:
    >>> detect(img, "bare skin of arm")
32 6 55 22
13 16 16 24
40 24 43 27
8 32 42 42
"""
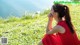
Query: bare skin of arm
46 13 65 34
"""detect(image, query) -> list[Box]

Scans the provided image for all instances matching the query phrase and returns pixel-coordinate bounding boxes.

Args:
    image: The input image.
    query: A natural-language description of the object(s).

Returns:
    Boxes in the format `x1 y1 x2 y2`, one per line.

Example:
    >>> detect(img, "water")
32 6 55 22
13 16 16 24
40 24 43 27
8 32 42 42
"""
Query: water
0 0 53 18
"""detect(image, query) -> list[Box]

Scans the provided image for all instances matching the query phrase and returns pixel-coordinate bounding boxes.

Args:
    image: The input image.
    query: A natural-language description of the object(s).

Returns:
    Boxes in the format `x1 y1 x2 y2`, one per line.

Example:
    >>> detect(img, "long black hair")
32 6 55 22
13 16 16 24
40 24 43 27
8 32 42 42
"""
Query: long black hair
52 3 75 34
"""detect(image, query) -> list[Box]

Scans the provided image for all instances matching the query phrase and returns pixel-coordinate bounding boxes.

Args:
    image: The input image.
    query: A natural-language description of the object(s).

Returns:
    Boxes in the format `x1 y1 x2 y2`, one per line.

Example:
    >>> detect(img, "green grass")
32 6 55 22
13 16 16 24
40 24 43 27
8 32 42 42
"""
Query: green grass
0 4 80 45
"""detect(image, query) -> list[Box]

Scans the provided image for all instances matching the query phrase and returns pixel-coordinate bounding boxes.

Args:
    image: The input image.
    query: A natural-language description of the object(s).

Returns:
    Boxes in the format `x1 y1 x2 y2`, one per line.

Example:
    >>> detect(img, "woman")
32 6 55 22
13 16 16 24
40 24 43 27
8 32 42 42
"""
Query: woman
38 3 80 45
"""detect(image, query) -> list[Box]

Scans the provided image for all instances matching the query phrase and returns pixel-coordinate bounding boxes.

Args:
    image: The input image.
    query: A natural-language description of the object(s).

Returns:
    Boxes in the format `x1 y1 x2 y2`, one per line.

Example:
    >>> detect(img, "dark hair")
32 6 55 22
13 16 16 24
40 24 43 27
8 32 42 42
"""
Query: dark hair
52 3 75 34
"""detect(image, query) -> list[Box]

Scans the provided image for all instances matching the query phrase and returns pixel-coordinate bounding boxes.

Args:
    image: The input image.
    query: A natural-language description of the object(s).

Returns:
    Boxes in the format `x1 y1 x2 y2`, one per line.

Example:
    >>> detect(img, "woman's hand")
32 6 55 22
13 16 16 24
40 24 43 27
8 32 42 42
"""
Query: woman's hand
48 13 54 21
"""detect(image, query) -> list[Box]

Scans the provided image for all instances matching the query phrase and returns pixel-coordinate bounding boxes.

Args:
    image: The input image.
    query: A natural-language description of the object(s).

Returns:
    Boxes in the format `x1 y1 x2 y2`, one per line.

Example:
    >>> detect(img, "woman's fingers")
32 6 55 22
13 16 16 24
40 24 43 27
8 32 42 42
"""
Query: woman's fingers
48 13 54 21
48 13 53 18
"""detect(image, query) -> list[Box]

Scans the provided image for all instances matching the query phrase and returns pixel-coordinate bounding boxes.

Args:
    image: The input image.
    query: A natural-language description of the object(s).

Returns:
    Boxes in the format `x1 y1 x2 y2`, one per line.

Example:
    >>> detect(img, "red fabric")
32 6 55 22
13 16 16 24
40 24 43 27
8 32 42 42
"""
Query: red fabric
42 21 80 45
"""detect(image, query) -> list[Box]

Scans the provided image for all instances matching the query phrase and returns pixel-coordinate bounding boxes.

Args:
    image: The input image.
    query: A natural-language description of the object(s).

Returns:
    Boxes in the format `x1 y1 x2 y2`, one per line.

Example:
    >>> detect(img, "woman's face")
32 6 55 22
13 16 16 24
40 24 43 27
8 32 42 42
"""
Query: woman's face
50 7 58 20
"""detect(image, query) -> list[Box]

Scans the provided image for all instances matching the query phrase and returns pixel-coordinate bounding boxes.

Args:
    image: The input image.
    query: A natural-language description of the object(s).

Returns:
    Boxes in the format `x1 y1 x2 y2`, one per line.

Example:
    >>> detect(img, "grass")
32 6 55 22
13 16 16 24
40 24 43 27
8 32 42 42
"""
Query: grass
0 4 80 45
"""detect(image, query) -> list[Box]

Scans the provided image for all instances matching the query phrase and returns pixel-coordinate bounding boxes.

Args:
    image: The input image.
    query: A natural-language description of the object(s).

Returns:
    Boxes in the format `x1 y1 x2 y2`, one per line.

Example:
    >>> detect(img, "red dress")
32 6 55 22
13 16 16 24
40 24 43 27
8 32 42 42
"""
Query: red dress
42 21 80 45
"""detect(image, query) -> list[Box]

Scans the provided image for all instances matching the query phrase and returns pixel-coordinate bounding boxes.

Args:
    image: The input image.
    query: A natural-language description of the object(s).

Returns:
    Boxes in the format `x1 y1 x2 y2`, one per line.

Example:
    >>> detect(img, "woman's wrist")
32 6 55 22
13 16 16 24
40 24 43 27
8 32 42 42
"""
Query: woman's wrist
48 20 53 22
47 20 53 30
48 18 53 21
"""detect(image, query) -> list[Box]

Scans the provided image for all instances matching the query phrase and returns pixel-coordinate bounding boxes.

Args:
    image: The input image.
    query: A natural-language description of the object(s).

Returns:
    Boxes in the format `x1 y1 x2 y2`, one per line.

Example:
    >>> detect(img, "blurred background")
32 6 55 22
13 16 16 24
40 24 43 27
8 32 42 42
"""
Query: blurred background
0 0 53 18
0 0 79 18
0 0 80 45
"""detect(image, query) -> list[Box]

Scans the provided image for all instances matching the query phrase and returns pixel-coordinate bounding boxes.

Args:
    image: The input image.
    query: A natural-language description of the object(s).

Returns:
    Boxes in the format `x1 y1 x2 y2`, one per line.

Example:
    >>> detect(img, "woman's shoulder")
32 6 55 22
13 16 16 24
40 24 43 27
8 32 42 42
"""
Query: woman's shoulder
55 25 65 34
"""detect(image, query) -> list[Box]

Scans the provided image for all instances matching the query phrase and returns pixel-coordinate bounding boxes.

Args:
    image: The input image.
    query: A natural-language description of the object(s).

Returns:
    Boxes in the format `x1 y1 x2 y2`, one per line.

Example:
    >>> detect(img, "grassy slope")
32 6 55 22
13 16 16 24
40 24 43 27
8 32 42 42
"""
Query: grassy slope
0 4 80 45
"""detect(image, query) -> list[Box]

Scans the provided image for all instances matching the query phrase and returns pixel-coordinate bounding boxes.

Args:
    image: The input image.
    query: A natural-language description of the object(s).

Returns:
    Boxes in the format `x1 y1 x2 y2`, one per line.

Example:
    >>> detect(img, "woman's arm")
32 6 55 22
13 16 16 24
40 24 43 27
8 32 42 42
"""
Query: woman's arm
46 20 59 34
46 13 65 34
46 13 53 33
46 25 65 34
46 20 53 33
